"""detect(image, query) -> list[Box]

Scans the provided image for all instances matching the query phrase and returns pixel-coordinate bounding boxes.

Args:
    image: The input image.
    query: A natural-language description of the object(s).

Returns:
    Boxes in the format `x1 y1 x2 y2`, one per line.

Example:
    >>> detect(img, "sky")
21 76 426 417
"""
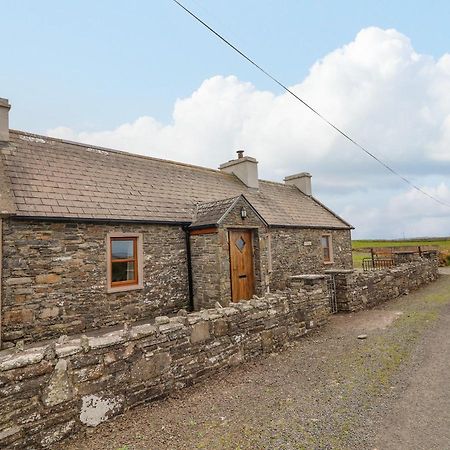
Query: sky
2 0 450 239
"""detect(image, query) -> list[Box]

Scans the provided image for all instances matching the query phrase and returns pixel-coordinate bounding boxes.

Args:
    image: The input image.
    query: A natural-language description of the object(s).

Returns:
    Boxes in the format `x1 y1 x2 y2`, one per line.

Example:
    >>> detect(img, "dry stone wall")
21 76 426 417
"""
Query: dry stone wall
334 258 439 312
0 258 440 449
0 278 329 449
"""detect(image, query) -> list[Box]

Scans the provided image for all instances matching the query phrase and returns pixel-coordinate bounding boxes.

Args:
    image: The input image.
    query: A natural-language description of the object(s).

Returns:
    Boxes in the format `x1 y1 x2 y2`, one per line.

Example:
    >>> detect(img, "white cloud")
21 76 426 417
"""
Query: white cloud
340 182 450 238
47 27 450 238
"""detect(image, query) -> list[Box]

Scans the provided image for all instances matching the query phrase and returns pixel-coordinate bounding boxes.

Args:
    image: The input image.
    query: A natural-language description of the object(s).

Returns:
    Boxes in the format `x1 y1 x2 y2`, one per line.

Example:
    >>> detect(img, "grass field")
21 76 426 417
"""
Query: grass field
352 238 450 268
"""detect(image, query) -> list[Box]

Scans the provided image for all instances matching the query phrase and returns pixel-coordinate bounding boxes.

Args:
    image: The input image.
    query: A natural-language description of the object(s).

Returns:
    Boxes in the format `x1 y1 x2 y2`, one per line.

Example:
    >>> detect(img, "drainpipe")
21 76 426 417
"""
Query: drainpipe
183 226 194 312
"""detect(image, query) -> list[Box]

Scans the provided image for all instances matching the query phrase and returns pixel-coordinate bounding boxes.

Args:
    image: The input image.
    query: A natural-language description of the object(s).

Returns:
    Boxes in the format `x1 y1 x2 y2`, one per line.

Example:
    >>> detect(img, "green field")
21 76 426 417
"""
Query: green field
352 238 450 268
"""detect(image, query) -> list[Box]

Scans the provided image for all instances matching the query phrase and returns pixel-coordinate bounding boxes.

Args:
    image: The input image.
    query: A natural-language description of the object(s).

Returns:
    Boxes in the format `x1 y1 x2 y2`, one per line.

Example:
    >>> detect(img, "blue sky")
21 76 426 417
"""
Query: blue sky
3 0 450 131
2 1 450 238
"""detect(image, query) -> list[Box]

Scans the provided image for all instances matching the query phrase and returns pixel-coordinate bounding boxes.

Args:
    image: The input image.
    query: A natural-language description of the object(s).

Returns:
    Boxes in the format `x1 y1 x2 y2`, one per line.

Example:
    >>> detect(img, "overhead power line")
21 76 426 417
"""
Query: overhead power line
172 0 450 209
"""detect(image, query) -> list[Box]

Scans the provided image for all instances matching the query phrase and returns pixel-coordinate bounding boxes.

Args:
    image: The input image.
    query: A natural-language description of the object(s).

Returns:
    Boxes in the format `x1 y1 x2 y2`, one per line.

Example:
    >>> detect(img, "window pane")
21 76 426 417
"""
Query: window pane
111 261 135 282
321 236 329 249
112 239 135 259
323 248 330 261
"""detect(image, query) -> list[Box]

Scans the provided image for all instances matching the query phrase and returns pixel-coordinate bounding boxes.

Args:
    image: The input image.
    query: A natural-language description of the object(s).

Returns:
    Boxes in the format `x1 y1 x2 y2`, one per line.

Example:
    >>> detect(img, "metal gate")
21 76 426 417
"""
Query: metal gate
327 274 338 314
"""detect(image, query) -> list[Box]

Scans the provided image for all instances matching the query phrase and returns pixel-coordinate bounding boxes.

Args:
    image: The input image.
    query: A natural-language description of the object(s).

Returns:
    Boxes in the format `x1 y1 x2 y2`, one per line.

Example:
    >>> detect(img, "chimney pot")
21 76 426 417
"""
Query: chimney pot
237 150 244 159
0 98 11 142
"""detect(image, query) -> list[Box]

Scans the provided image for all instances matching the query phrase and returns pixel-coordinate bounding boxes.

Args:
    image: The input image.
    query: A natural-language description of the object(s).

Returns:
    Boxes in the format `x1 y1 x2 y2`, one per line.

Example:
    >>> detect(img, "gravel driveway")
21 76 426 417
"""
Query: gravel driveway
58 275 450 450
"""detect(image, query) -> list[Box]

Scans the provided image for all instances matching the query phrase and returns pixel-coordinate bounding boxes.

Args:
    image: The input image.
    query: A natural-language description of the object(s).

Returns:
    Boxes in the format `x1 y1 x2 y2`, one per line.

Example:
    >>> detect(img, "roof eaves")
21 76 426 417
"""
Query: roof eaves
11 215 192 226
268 223 353 230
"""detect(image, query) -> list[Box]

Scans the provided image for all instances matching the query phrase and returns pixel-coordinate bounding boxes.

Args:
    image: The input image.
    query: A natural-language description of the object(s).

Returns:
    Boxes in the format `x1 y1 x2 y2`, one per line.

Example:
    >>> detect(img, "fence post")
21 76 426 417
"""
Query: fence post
371 248 375 268
418 246 422 257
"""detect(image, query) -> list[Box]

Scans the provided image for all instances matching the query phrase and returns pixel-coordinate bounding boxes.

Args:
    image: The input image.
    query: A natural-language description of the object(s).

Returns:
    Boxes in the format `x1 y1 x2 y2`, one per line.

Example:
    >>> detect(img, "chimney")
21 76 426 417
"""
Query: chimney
219 150 259 189
0 98 11 142
284 172 312 196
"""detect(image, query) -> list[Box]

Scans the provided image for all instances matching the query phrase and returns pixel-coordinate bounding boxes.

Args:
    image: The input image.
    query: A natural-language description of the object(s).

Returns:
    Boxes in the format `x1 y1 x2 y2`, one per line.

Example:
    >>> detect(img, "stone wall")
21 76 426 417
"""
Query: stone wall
269 228 353 290
334 258 439 312
190 231 221 311
0 278 329 449
1 219 190 346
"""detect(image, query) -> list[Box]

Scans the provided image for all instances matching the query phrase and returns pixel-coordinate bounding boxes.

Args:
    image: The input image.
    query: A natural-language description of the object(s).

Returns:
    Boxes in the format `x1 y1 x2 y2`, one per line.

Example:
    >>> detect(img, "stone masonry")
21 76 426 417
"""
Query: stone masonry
1 219 190 346
190 196 353 310
334 258 439 311
0 259 439 448
269 227 353 290
0 277 329 449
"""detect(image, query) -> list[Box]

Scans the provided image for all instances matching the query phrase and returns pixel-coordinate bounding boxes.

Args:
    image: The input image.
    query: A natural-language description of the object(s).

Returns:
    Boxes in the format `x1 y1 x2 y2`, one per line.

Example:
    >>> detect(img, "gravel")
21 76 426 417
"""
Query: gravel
57 275 450 450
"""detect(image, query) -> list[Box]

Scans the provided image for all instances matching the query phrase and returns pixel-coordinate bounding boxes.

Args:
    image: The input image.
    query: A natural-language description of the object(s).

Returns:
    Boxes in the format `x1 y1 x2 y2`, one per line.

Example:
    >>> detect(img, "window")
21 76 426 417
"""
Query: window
321 234 333 263
107 233 143 293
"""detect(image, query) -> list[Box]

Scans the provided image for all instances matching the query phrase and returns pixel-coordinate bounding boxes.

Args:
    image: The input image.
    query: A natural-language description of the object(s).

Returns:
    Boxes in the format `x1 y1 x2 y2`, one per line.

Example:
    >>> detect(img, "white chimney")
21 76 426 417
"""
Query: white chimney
0 98 10 142
284 172 312 196
219 150 259 189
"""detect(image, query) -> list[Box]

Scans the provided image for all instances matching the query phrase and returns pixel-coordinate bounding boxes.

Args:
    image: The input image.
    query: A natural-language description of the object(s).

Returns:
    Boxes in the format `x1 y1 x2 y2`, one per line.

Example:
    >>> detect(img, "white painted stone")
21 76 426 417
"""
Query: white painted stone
80 394 124 427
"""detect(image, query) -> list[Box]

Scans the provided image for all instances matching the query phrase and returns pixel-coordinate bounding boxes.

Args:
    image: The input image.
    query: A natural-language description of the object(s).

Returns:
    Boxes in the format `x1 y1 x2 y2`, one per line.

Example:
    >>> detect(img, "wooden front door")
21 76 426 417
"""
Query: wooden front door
229 229 255 302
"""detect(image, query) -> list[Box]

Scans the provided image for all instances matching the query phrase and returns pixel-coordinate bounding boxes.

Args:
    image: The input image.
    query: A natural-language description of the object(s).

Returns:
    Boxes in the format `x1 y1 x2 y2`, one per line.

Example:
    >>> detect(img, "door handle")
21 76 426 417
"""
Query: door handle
238 274 247 279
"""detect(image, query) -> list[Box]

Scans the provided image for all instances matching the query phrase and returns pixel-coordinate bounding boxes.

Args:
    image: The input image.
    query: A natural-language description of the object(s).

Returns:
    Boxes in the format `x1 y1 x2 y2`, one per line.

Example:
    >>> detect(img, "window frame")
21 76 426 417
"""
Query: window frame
321 233 333 264
106 232 144 293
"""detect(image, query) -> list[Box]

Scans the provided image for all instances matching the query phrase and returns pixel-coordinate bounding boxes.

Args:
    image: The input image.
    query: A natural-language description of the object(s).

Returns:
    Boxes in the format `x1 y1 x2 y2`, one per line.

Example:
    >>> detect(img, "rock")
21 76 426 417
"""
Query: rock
154 316 170 325
0 349 45 371
4 277 32 286
88 332 124 350
357 334 368 340
129 323 157 340
36 274 61 284
80 335 90 352
15 340 25 353
42 359 74 407
190 321 210 344
3 309 33 325
44 343 56 360
130 352 171 382
40 307 60 319
57 335 68 344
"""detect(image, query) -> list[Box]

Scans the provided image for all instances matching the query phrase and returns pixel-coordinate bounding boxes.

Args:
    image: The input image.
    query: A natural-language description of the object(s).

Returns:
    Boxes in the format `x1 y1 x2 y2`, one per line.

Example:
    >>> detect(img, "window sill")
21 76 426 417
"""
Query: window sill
323 261 334 265
107 283 144 294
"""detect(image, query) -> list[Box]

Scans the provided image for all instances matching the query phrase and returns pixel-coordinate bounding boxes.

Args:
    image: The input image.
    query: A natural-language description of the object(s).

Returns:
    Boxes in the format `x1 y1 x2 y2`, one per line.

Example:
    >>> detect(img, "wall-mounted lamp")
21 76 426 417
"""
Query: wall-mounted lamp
240 207 247 219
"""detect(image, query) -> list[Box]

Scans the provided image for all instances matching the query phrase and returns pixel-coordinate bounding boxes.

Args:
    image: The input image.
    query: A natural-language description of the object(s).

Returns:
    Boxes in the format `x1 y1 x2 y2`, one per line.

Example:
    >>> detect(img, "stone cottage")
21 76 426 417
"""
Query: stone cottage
0 98 353 347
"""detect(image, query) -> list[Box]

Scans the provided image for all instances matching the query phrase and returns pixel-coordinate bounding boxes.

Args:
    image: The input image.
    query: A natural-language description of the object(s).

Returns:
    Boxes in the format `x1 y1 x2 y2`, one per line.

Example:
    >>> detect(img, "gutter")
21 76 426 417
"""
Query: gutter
13 216 192 227
269 224 354 231
183 226 195 312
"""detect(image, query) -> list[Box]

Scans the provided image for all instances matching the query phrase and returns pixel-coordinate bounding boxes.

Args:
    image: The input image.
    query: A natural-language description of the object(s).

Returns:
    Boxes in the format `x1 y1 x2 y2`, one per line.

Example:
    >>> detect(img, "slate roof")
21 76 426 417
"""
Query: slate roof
0 130 352 229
